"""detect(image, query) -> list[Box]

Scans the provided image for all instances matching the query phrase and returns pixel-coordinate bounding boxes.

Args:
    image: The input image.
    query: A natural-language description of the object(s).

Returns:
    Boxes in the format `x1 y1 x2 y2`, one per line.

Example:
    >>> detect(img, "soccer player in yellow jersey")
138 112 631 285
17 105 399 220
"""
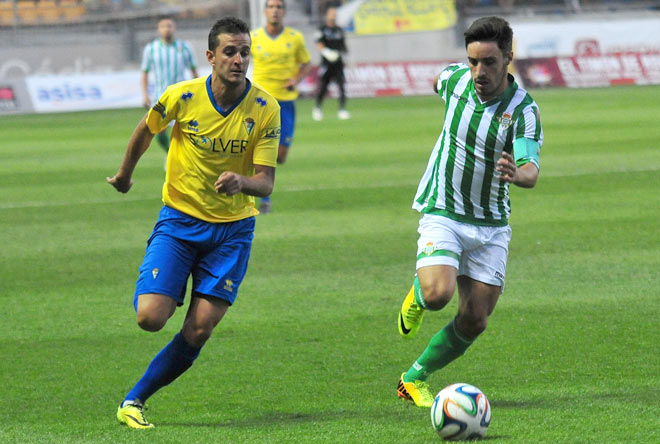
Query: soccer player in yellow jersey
107 17 280 429
251 0 312 212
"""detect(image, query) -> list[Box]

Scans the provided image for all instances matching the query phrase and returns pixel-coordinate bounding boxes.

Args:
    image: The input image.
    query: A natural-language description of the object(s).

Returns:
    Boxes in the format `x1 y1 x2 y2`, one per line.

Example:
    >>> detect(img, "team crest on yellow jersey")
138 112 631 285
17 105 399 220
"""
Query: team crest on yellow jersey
499 112 513 130
243 117 255 135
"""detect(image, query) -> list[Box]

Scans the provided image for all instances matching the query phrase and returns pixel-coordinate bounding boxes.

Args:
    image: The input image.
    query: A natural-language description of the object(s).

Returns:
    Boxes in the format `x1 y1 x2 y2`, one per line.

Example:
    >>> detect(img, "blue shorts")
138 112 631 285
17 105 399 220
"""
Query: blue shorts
134 206 255 308
279 100 296 148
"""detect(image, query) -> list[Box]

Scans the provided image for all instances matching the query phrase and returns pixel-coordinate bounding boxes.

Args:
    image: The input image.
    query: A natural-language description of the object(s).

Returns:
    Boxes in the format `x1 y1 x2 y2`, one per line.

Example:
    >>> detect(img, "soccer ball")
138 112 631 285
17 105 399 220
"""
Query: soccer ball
430 383 491 441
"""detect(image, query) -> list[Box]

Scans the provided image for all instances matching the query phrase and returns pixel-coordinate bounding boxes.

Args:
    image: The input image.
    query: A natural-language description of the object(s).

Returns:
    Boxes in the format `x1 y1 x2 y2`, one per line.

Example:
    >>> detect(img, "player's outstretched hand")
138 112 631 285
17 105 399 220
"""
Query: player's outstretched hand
106 174 133 193
215 171 243 196
496 151 517 183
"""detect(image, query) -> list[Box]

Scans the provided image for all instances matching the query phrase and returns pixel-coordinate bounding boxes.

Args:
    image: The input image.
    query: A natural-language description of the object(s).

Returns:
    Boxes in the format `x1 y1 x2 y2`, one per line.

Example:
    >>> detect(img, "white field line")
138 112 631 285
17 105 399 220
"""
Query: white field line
1 165 658 210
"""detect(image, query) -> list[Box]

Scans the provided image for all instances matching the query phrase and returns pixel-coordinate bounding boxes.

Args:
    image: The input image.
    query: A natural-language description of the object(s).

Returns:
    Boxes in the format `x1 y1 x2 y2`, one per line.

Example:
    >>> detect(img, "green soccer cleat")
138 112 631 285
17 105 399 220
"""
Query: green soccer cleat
398 284 425 338
117 401 154 429
397 373 434 408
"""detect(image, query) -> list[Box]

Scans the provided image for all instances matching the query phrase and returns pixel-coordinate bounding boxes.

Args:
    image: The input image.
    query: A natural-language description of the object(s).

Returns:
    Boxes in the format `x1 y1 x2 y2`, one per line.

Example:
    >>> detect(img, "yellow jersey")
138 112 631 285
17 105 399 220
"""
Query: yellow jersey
146 76 280 223
251 26 311 101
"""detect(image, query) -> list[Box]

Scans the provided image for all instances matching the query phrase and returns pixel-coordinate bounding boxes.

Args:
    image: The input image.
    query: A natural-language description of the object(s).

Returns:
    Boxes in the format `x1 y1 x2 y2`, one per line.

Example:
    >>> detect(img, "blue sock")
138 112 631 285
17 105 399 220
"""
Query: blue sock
124 332 201 405
261 196 271 203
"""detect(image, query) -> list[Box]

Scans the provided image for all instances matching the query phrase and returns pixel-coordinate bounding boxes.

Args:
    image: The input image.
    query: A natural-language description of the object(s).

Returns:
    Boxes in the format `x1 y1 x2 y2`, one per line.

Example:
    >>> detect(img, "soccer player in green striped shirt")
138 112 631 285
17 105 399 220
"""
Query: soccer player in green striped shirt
396 16 543 408
141 16 199 153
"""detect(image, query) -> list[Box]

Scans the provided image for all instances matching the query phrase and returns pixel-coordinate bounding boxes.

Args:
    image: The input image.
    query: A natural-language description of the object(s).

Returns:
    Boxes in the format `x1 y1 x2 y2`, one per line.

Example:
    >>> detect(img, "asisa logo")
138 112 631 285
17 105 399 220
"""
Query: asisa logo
256 97 267 107
181 91 193 101
37 83 101 102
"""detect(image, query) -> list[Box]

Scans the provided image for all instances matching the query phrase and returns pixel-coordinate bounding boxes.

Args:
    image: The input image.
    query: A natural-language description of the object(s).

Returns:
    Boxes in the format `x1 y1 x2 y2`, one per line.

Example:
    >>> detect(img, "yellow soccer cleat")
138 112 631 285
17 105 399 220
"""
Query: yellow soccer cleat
117 401 154 429
398 284 425 338
397 373 434 408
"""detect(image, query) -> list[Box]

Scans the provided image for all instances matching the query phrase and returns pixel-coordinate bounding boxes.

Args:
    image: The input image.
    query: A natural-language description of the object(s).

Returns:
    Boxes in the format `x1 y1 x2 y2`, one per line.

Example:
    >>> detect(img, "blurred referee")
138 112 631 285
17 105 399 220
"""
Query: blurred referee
312 6 350 121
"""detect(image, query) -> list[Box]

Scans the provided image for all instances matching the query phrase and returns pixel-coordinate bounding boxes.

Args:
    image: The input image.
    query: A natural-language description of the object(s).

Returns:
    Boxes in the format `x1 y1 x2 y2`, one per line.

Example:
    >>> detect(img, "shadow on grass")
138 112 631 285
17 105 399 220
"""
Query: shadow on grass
160 408 414 429
491 387 660 409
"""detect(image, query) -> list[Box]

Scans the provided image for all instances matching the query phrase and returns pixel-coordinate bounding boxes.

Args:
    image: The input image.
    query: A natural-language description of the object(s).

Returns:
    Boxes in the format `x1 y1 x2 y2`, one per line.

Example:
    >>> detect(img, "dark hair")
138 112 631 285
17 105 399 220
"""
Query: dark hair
157 15 175 24
208 17 251 51
265 0 285 8
464 16 513 54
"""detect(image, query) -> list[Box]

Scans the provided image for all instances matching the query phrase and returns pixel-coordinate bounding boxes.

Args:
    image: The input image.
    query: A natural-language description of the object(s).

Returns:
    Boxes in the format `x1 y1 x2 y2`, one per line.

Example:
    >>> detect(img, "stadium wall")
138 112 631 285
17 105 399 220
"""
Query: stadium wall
2 12 660 114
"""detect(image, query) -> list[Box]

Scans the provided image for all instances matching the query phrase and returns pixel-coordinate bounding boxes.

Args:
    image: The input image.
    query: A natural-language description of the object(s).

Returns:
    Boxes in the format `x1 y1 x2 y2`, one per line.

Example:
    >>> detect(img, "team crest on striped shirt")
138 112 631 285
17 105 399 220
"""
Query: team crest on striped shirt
498 112 513 130
423 242 435 256
243 117 255 135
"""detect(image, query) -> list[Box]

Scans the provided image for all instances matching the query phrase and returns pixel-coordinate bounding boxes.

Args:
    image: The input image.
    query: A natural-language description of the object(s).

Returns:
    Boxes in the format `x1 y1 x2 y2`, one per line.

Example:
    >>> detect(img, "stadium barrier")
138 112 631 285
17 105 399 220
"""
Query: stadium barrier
4 49 660 115
4 15 660 114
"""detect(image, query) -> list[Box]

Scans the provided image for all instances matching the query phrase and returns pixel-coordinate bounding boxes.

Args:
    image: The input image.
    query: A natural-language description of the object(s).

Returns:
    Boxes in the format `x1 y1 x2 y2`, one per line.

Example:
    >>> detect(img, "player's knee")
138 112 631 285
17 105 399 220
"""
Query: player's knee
456 312 488 339
182 325 213 348
136 312 168 332
421 283 454 311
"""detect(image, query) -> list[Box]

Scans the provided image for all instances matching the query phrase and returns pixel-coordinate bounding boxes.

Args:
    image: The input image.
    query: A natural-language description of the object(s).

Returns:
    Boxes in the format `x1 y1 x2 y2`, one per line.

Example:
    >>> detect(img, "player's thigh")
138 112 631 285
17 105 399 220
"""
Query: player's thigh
136 293 178 328
134 208 199 309
415 214 464 302
458 225 511 289
417 264 458 304
456 276 501 318
278 100 295 148
192 217 255 306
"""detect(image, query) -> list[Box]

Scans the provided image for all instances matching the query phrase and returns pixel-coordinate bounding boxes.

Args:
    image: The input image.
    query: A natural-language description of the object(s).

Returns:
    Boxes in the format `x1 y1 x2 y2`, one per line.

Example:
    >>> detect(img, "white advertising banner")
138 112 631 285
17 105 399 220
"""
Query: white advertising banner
25 72 142 113
511 17 660 58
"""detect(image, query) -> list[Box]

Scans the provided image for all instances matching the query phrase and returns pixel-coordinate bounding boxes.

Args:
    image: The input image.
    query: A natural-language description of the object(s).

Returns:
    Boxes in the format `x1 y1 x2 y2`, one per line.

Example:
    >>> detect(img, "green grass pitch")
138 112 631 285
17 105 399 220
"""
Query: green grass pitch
0 86 659 443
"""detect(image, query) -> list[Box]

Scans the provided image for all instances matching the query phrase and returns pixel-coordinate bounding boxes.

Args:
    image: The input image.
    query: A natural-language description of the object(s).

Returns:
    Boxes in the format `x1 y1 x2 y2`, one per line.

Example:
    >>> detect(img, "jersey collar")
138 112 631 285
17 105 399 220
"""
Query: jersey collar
205 75 252 117
470 73 517 108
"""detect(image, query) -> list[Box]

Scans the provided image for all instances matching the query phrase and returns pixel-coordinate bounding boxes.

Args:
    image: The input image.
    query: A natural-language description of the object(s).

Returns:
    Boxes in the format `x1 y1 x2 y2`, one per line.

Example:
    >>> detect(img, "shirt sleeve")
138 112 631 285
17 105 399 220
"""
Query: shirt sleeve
183 41 197 70
513 104 543 169
314 29 323 44
253 102 281 167
141 43 151 72
514 104 543 145
436 64 464 99
295 33 311 65
145 85 178 134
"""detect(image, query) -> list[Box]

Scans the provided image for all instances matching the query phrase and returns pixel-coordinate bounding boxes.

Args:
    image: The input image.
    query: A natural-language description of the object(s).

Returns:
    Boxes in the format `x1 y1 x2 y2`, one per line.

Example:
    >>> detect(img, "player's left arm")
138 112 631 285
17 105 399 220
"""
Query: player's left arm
498 103 542 188
214 165 275 198
285 33 313 89
496 150 539 188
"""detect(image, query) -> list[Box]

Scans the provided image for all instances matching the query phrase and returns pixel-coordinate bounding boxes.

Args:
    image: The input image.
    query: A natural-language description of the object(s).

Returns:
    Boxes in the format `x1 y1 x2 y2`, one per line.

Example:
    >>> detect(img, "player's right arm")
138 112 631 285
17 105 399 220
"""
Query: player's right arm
106 115 154 193
140 44 152 108
141 72 150 108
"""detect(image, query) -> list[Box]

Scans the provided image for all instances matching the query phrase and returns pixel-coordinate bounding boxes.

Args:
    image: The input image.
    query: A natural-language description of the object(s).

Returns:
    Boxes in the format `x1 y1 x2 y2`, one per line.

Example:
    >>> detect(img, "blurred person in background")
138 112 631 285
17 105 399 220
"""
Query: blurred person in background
251 0 312 213
312 5 350 121
142 16 199 154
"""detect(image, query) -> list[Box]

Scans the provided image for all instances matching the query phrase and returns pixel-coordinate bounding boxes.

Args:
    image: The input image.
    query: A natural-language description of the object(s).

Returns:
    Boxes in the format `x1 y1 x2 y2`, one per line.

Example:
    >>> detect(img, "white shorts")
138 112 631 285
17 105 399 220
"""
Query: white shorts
416 214 512 287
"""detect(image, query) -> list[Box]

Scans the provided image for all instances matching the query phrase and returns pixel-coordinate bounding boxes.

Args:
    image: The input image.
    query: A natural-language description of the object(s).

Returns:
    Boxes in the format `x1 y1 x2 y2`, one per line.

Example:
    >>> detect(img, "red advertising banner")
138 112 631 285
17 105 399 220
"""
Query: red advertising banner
515 53 660 88
307 61 458 98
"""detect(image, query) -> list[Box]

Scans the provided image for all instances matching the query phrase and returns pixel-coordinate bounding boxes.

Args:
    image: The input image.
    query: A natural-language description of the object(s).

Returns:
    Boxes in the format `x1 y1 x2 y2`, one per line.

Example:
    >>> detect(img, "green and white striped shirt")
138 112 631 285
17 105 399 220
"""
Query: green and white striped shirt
413 64 543 226
141 38 197 101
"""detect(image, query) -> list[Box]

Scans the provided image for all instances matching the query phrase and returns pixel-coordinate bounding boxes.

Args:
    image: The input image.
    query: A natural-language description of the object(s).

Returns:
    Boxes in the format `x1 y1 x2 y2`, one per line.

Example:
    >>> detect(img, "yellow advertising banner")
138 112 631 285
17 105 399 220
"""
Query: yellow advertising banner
354 0 457 35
